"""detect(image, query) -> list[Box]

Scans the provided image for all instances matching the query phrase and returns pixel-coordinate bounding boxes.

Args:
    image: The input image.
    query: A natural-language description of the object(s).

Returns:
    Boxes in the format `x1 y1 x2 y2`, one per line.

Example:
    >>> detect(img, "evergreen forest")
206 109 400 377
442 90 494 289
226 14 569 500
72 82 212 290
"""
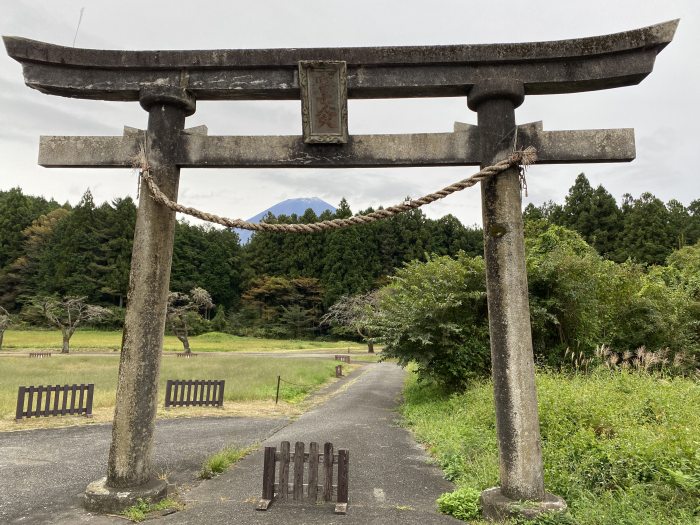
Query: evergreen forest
0 173 698 342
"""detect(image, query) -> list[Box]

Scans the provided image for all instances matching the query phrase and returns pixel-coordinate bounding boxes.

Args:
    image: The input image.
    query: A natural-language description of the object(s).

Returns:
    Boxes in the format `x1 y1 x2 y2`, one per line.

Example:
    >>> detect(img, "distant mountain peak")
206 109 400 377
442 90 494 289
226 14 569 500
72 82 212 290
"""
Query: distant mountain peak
236 197 337 243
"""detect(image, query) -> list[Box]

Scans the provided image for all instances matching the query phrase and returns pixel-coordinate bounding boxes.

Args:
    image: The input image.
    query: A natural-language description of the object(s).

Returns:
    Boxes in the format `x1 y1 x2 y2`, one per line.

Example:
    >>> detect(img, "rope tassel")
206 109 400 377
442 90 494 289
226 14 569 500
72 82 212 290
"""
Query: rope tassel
135 146 537 234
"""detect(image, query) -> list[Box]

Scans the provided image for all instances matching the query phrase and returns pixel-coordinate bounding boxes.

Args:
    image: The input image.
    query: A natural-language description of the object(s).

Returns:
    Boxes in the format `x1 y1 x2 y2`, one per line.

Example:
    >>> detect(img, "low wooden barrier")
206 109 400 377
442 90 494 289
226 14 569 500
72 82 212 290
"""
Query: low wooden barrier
334 355 351 363
164 379 225 409
15 384 94 420
29 352 52 358
175 353 198 358
335 365 343 378
257 441 349 514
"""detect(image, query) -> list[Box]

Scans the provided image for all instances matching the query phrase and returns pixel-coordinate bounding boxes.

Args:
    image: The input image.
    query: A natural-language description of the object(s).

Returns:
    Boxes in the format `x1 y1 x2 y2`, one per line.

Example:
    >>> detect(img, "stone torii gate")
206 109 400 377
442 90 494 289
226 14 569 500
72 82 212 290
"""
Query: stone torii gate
5 20 677 519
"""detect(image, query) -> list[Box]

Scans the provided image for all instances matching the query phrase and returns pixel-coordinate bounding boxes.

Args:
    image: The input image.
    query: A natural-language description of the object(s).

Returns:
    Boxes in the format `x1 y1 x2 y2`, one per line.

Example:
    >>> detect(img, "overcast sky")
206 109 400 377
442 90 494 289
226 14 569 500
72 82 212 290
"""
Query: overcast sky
1 0 698 228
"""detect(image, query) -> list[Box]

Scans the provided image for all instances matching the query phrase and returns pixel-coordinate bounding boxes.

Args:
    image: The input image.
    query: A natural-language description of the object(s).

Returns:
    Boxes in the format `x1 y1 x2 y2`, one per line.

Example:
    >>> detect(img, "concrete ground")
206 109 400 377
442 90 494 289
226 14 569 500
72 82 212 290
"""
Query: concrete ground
0 363 460 524
0 417 287 524
164 363 459 524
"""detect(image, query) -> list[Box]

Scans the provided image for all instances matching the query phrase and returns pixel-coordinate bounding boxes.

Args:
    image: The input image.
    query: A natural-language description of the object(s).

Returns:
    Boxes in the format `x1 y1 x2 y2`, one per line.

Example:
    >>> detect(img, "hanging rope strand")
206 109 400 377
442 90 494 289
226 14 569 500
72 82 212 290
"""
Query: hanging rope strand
135 145 537 234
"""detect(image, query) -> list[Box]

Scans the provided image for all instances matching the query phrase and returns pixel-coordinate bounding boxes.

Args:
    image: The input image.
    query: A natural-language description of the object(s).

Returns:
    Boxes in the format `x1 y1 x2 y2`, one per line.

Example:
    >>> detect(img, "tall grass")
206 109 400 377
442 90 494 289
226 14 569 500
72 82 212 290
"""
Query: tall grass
0 354 340 420
0 330 366 353
402 370 700 524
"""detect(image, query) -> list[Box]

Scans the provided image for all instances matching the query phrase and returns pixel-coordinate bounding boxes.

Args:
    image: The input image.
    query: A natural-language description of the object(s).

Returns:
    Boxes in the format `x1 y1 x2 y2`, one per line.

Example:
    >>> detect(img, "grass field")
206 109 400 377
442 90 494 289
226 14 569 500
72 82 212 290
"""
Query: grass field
0 330 368 353
1 354 352 431
402 370 700 524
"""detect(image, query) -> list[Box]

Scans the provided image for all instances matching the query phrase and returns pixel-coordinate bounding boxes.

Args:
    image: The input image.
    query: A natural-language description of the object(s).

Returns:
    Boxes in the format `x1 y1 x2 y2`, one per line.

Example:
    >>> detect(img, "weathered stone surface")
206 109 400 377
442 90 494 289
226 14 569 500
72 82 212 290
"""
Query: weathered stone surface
38 123 634 168
470 80 546 502
84 476 167 514
103 90 193 491
4 20 678 100
480 487 567 521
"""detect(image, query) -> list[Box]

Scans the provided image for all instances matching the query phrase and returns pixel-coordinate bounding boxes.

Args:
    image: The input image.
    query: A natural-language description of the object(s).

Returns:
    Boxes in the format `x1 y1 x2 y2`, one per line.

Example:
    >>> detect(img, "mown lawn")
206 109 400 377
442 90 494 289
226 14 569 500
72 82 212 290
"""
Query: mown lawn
1 329 367 353
402 370 700 525
0 354 349 430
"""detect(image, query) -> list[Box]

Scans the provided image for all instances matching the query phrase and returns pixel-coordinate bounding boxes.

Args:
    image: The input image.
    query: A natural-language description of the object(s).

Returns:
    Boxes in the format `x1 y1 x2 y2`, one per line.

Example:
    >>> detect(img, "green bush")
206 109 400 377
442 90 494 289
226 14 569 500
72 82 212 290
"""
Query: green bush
436 486 481 520
373 253 489 390
372 224 699 389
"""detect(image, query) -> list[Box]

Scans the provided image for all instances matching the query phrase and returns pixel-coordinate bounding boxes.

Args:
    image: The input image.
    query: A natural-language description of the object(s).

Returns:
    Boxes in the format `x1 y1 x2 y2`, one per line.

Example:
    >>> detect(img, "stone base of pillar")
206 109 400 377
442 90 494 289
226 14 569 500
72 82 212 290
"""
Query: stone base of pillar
84 477 168 514
480 487 567 522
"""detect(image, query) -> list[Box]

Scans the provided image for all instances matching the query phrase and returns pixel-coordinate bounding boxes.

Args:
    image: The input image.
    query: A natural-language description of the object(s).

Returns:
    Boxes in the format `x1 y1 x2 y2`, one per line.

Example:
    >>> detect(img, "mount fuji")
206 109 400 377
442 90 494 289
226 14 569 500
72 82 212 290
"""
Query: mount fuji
236 197 337 243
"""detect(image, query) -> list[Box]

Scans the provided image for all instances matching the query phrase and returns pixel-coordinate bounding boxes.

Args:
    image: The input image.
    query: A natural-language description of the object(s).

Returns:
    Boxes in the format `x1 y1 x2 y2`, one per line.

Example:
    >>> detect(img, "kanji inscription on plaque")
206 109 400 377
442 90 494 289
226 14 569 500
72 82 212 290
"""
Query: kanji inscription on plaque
299 61 348 144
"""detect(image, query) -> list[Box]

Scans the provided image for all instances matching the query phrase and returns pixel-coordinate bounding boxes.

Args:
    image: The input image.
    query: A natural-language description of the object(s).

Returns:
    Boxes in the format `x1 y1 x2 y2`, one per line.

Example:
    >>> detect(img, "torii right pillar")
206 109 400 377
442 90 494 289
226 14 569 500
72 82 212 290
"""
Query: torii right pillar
468 80 566 519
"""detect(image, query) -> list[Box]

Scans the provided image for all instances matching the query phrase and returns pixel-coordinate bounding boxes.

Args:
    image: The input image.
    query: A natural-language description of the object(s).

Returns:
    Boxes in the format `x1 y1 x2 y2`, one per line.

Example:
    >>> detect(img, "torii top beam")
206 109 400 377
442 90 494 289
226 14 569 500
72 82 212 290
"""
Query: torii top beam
3 20 677 101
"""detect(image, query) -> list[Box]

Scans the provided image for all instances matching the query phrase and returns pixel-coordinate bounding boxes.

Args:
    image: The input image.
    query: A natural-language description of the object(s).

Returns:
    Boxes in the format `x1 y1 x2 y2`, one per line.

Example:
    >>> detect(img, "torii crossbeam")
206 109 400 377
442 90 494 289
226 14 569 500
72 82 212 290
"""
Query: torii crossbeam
4 19 677 520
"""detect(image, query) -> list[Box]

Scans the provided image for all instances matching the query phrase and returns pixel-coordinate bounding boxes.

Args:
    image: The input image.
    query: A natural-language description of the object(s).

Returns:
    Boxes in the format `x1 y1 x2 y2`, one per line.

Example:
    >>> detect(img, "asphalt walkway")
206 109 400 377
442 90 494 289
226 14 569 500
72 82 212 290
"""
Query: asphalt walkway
0 417 287 524
165 363 459 524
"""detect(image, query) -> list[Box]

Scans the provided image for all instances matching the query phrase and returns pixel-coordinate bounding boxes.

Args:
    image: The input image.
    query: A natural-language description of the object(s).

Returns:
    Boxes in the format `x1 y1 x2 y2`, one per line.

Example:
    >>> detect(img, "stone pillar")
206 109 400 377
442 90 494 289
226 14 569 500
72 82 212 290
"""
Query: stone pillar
467 80 565 521
84 87 195 513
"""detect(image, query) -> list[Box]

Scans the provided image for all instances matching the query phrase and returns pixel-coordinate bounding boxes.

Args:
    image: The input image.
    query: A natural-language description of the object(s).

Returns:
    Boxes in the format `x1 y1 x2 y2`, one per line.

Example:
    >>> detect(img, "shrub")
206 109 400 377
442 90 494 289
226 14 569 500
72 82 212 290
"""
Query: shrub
373 253 489 390
436 486 481 520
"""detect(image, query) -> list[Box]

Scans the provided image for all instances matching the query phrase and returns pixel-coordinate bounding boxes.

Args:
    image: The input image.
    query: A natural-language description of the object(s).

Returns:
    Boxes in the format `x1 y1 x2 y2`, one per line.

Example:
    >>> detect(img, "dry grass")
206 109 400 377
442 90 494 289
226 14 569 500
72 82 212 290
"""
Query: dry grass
0 354 357 432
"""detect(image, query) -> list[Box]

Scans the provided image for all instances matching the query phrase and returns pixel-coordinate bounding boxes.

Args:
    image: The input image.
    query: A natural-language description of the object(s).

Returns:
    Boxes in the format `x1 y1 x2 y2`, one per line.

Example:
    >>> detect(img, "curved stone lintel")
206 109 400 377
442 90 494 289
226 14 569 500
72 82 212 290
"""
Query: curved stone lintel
3 20 678 101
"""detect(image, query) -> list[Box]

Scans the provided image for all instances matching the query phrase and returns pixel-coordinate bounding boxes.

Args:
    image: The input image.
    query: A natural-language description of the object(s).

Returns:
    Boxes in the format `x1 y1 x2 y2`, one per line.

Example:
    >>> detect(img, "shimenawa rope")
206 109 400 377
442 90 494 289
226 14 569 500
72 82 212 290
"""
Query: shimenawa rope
135 145 537 234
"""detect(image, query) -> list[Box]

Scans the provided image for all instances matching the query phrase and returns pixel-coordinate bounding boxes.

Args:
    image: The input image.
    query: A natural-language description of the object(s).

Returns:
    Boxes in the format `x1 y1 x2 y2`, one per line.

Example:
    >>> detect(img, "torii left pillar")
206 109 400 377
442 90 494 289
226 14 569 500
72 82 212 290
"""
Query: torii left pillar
85 87 196 512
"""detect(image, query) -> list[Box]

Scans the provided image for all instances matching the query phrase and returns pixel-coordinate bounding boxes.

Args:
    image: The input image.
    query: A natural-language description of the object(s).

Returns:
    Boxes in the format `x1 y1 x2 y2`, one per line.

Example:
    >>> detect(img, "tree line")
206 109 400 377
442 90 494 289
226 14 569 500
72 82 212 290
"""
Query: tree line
0 188 481 336
524 173 700 264
0 174 698 339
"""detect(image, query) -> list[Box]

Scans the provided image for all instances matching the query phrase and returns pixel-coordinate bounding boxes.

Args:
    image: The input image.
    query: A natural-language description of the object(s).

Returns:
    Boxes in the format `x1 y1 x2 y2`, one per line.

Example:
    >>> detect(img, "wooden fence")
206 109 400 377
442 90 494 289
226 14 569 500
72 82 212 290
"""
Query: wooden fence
258 441 349 514
175 353 197 358
335 365 343 378
15 384 94 420
29 352 51 358
334 355 351 363
164 379 225 409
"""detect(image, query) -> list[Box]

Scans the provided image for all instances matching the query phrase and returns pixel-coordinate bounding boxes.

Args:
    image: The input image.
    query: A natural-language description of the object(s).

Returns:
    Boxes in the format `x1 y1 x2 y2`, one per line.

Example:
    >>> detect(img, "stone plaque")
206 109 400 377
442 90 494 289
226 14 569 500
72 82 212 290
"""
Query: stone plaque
299 61 348 144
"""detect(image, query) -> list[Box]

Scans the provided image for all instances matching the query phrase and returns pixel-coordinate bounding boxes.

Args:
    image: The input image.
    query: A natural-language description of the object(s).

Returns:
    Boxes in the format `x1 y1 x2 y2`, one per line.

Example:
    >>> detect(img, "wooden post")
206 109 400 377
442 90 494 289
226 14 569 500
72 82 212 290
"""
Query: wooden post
85 384 94 418
335 449 349 514
275 375 281 405
257 446 277 510
308 442 319 501
293 442 305 500
15 386 25 421
217 380 225 408
279 441 290 501
323 442 334 502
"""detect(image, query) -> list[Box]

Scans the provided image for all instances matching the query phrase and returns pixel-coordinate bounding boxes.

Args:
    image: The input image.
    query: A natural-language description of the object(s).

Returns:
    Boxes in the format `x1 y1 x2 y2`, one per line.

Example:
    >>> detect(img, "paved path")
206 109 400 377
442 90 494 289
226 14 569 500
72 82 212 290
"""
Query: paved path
1 363 458 524
165 363 459 524
0 417 287 524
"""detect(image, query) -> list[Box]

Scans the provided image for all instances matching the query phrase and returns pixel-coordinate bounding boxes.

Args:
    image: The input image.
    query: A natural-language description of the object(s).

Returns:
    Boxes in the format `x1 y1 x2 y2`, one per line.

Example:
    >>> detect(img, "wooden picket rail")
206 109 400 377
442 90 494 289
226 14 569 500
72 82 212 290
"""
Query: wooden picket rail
164 379 225 409
29 352 52 358
15 384 94 420
257 441 349 514
175 353 197 358
334 355 351 363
